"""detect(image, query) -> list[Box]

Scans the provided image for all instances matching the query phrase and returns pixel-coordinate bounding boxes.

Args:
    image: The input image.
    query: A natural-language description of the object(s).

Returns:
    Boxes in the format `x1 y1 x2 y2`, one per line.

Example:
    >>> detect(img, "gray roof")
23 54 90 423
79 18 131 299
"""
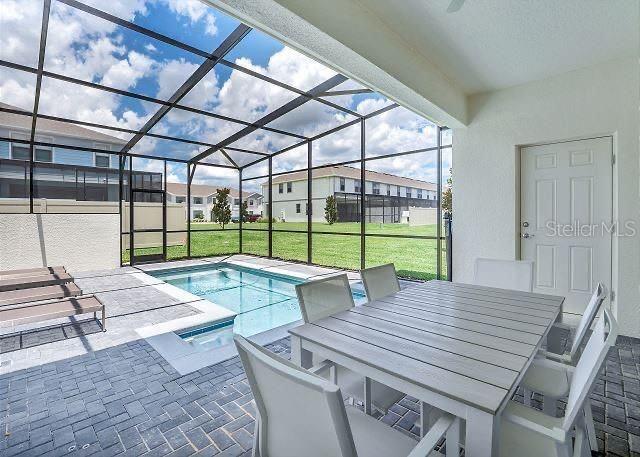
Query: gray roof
0 103 127 145
166 182 251 199
267 165 437 190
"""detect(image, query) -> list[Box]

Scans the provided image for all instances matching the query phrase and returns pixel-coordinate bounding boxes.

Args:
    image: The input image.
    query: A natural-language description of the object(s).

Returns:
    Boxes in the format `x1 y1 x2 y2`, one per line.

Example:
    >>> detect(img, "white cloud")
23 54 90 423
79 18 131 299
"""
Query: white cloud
161 0 218 36
0 67 36 110
192 163 238 188
101 51 156 91
0 0 44 67
144 43 158 53
157 59 219 107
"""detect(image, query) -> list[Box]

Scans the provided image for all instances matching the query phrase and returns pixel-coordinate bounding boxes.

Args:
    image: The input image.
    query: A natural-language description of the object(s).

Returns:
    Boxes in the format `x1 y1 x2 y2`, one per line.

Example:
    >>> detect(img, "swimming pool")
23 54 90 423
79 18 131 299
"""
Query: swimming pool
151 263 366 344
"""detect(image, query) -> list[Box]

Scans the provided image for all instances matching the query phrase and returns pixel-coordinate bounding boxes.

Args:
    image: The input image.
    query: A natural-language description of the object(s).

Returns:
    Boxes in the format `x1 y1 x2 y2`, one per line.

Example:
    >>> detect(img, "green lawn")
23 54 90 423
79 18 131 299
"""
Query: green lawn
124 222 446 280
191 221 439 237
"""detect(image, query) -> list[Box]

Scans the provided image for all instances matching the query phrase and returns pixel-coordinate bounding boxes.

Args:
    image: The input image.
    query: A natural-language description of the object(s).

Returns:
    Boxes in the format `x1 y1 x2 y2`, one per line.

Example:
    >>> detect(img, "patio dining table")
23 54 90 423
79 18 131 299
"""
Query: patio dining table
289 279 564 457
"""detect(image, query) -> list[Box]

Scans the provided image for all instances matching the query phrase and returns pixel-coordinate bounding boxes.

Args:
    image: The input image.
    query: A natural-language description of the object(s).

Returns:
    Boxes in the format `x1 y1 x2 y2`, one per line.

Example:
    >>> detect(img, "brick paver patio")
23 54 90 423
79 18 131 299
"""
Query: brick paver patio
0 258 638 456
1 333 639 456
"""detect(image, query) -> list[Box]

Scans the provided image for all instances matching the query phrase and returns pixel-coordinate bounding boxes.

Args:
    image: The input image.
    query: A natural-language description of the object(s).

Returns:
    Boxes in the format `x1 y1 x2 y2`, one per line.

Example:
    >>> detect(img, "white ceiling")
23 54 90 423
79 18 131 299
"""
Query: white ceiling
358 0 639 94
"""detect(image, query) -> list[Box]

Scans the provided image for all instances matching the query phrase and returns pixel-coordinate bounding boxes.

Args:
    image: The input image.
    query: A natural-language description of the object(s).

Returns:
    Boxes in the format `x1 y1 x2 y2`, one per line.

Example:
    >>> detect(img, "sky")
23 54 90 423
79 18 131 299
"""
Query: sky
0 0 452 193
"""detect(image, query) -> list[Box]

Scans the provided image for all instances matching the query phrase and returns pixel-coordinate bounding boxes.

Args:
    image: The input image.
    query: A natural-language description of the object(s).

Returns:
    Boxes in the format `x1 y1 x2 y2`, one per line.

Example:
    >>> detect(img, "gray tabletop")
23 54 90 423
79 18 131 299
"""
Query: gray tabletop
289 280 564 414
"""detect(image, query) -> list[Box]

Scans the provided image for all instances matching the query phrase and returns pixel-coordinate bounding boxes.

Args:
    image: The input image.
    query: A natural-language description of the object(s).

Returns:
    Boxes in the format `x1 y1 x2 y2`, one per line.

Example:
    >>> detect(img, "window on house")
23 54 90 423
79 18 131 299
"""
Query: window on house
175 196 185 204
339 177 345 191
406 189 412 198
207 196 213 204
10 144 30 161
234 198 240 205
354 179 361 193
35 147 53 163
296 203 301 213
396 186 401 197
305 203 309 215
249 200 254 206
278 183 283 194
287 182 292 193
386 185 391 196
11 144 53 162
193 197 203 204
193 210 204 219
372 182 380 195
417 190 423 199
95 153 110 168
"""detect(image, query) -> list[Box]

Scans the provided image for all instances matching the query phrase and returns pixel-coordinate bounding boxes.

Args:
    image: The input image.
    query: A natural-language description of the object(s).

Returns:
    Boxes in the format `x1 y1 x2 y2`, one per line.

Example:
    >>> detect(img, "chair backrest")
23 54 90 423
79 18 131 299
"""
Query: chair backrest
234 334 358 457
360 263 401 302
569 283 607 361
562 308 618 431
296 274 355 323
473 258 534 292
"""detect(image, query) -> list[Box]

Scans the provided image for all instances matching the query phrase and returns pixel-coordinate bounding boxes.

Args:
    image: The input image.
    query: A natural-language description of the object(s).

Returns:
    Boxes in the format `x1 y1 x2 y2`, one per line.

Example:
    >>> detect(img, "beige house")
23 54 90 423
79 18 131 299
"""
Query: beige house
262 165 437 223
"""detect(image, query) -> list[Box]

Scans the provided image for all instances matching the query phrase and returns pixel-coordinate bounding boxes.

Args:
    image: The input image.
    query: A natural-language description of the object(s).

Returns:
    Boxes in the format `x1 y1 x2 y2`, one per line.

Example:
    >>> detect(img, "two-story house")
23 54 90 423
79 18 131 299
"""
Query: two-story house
261 165 437 223
0 102 161 207
165 183 260 222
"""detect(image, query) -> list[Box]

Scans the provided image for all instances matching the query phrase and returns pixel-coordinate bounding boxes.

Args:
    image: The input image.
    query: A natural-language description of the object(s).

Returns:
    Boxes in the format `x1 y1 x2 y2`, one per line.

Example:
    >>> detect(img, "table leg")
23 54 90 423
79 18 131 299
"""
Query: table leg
364 377 372 415
465 409 498 457
446 417 461 457
290 335 312 368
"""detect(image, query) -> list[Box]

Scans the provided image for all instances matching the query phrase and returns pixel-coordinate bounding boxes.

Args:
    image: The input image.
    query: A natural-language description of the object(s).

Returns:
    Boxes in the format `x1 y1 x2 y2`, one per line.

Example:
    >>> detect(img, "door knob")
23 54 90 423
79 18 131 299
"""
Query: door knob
522 233 535 239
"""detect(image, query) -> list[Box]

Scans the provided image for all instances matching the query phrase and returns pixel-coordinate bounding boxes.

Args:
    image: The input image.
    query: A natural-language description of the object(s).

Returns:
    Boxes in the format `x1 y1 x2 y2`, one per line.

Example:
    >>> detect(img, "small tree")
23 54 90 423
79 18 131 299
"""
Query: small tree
324 195 338 225
240 200 249 222
442 168 453 215
211 188 231 229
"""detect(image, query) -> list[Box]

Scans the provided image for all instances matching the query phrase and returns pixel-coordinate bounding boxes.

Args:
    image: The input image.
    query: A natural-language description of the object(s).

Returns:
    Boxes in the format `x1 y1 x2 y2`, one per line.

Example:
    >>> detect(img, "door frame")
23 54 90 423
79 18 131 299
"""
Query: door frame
129 188 167 266
515 134 617 314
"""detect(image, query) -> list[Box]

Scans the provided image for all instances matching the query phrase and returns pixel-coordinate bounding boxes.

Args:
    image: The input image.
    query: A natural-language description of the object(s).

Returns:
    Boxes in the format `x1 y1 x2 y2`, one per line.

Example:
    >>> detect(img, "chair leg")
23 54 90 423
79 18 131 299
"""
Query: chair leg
583 400 598 451
523 387 532 406
101 306 106 331
252 420 261 457
543 396 557 417
573 418 591 457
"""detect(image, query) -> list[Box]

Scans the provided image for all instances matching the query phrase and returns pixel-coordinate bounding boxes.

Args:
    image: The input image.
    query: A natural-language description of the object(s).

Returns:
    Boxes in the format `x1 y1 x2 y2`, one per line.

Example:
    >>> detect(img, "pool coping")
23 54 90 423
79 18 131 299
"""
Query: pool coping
133 256 362 375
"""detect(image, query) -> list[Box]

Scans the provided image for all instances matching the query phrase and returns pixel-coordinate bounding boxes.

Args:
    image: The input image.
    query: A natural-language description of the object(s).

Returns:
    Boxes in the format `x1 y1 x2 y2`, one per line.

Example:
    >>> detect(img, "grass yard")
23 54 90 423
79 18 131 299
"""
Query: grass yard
124 222 446 280
191 221 439 237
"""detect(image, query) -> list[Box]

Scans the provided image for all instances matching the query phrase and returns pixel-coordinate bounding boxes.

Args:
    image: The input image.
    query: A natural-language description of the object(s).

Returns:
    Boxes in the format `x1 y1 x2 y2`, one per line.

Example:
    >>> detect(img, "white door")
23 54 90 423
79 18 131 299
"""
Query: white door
520 137 612 315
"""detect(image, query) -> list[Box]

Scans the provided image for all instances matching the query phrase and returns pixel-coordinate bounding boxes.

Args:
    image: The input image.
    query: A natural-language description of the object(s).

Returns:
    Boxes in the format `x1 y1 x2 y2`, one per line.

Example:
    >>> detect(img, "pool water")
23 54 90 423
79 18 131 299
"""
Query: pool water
151 263 366 343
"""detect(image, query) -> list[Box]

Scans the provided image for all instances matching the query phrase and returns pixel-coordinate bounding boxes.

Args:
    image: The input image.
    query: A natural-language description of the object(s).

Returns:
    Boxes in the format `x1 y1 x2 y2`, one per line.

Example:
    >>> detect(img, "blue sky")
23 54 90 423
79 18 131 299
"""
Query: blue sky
0 0 450 192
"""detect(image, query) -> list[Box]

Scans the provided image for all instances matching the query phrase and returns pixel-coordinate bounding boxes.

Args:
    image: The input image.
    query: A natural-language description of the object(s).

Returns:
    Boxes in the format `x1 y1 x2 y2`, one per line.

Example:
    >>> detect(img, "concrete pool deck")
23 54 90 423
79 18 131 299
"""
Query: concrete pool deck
0 255 379 375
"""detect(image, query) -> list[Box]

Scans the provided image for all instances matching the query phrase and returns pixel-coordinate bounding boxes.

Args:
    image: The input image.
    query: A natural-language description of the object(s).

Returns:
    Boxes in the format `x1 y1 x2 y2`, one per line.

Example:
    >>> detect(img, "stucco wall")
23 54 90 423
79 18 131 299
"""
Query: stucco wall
453 57 639 337
0 214 120 272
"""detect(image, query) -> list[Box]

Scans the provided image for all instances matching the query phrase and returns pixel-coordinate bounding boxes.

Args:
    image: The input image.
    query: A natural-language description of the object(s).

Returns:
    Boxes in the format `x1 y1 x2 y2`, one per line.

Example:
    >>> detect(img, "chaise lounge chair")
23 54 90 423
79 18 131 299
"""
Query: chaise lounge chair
0 272 74 292
0 295 106 331
0 266 66 280
0 282 83 307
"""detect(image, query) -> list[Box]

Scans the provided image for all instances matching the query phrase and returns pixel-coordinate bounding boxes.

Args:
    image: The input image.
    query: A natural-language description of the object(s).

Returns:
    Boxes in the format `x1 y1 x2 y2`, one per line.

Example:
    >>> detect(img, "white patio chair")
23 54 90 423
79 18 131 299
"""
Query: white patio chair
360 263 401 302
499 308 618 457
473 258 534 292
234 334 459 457
520 283 607 450
360 263 444 436
295 274 405 413
544 282 607 363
